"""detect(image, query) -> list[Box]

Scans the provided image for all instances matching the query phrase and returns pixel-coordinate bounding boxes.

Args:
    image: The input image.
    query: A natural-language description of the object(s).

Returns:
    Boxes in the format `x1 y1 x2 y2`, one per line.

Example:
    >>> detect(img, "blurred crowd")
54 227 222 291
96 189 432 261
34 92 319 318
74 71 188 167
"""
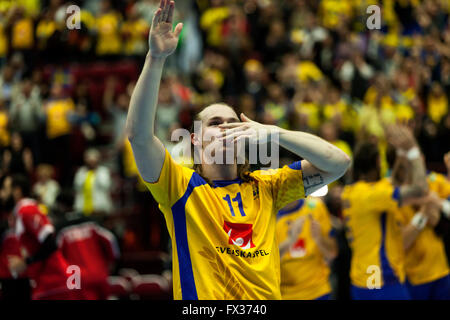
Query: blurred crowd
0 0 449 299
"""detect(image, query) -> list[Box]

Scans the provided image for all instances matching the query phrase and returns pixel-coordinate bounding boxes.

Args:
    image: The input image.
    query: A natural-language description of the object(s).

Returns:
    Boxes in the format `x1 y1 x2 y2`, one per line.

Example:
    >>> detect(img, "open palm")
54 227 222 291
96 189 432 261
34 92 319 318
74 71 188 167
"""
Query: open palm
149 0 183 58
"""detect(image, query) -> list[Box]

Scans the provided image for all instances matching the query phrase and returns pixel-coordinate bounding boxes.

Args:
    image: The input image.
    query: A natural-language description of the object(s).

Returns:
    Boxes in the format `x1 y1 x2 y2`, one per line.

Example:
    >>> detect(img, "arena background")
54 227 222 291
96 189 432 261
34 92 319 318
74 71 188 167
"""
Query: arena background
0 0 449 300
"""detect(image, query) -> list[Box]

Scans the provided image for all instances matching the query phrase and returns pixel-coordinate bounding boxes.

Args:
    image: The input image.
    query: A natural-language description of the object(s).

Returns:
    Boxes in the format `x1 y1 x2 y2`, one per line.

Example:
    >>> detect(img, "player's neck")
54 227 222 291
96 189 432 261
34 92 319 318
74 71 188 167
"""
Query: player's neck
200 163 238 181
360 171 379 182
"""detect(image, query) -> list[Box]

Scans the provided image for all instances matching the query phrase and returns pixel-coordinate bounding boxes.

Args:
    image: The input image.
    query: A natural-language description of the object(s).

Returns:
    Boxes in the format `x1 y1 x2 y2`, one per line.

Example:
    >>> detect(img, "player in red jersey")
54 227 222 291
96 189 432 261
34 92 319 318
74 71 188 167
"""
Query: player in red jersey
4 174 83 299
54 191 120 299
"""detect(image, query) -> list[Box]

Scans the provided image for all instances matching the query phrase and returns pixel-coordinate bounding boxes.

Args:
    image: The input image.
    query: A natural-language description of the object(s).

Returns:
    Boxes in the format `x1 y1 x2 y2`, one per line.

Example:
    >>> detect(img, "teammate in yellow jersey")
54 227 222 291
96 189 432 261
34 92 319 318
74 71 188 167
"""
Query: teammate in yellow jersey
277 197 337 300
341 126 428 300
125 0 351 300
391 152 450 300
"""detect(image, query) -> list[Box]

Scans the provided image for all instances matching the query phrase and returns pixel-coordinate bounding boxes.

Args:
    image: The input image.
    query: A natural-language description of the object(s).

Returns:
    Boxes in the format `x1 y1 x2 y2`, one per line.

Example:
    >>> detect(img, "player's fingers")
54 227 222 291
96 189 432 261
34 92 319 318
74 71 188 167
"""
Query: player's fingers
167 1 175 23
152 8 162 27
162 0 170 22
233 133 252 143
218 122 245 129
221 124 250 136
174 22 183 37
221 131 247 143
220 128 250 141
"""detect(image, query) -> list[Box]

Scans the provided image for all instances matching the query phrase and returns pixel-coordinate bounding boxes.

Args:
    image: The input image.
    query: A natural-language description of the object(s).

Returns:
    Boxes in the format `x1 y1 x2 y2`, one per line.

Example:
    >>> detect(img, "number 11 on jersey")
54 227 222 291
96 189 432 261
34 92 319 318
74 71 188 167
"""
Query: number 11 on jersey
223 192 246 217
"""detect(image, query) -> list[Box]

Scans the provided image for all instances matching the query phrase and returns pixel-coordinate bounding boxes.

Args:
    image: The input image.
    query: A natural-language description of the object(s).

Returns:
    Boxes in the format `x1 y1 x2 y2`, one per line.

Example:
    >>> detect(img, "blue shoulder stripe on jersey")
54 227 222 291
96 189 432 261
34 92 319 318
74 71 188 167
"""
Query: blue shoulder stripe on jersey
171 172 207 300
212 178 242 188
277 199 305 218
379 213 401 286
392 187 400 202
288 161 302 170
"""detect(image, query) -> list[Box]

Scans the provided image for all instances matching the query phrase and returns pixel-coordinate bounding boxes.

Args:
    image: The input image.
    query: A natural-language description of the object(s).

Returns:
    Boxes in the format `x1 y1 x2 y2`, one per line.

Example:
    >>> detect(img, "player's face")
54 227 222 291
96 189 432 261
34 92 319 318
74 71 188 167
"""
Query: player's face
193 104 240 164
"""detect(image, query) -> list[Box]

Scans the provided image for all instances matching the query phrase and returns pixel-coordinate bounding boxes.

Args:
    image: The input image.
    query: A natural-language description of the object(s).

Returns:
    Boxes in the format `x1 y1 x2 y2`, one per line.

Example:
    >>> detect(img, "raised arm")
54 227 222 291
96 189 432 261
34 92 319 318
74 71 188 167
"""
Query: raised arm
386 125 428 204
125 0 183 183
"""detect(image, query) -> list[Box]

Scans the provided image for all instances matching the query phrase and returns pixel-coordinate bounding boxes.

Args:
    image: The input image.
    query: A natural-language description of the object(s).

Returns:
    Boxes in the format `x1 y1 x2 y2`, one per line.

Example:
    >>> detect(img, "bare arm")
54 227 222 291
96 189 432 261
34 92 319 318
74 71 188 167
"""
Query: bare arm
309 215 338 262
278 130 351 196
402 222 422 251
402 194 441 251
386 125 428 204
125 0 182 183
279 216 305 258
314 234 338 262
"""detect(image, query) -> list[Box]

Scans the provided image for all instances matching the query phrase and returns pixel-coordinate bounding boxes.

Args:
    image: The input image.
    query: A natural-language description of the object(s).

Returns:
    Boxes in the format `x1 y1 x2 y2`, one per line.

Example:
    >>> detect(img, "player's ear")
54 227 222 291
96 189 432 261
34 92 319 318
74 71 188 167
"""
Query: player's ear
191 132 201 146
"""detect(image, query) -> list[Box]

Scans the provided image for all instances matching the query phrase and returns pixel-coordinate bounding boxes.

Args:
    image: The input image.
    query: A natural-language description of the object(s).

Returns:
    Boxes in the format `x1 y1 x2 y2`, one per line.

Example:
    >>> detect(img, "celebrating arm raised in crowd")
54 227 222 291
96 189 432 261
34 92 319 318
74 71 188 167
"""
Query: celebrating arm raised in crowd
126 0 183 183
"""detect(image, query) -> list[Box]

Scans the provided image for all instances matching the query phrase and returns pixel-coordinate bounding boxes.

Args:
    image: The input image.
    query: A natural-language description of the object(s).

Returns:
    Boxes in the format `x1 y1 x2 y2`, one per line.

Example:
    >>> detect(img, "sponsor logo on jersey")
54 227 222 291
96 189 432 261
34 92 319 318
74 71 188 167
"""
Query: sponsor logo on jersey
290 238 306 258
223 221 255 250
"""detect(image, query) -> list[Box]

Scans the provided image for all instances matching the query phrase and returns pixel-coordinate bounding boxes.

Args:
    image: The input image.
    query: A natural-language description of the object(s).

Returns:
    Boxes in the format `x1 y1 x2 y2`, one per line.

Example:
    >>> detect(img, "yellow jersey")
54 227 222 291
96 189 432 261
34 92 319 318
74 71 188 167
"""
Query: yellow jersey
276 198 334 300
342 178 405 288
95 12 122 55
427 172 450 199
121 19 149 55
11 18 34 50
0 110 9 147
396 204 449 286
0 21 7 58
144 149 305 300
200 7 230 47
45 98 75 139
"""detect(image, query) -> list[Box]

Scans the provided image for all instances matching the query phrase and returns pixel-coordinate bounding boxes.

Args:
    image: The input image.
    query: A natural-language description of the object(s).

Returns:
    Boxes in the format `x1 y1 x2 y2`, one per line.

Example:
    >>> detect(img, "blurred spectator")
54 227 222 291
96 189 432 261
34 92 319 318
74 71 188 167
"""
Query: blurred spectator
121 6 149 57
0 64 17 106
95 0 123 57
32 164 60 211
1 132 33 176
199 0 229 48
43 83 75 185
74 148 112 218
428 82 448 125
8 6 34 51
261 82 289 129
0 98 9 148
9 77 42 163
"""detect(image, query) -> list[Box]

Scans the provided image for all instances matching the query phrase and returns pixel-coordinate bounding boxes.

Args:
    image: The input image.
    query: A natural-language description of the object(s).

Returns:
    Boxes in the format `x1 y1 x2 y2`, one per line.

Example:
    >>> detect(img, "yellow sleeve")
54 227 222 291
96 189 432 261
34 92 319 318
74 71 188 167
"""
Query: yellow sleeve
253 161 305 212
143 149 193 208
